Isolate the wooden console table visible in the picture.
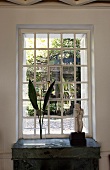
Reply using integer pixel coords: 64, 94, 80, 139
12, 138, 100, 170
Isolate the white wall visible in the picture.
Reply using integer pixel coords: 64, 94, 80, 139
0, 6, 110, 170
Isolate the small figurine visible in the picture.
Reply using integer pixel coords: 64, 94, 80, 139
74, 103, 84, 132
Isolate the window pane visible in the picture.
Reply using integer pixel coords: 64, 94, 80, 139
23, 67, 34, 82
76, 67, 81, 81
49, 101, 61, 116
81, 67, 88, 81
23, 119, 34, 134
49, 34, 61, 48
36, 66, 47, 82
81, 83, 88, 99
76, 33, 87, 48
81, 100, 88, 116
23, 50, 34, 65
23, 84, 29, 99
76, 83, 81, 98
82, 117, 88, 133
76, 50, 87, 65
51, 83, 61, 98
36, 34, 47, 48
50, 67, 60, 82
49, 50, 61, 65
35, 83, 48, 98
50, 118, 61, 134
23, 129, 34, 135
63, 118, 74, 134
23, 34, 34, 48
76, 83, 88, 99
62, 34, 74, 48
76, 66, 88, 82
63, 101, 73, 116
36, 50, 48, 64
63, 50, 74, 65
63, 83, 75, 99
42, 118, 48, 134
23, 101, 34, 117
63, 66, 74, 82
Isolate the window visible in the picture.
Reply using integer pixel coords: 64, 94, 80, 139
18, 29, 91, 138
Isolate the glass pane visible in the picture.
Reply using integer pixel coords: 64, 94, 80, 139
23, 118, 34, 129
76, 83, 88, 99
23, 50, 34, 65
63, 83, 75, 99
23, 129, 34, 135
36, 34, 47, 48
23, 34, 34, 48
76, 67, 81, 81
76, 84, 81, 98
81, 83, 88, 99
35, 83, 48, 98
63, 118, 74, 134
23, 101, 34, 117
50, 67, 60, 82
63, 66, 74, 82
76, 50, 87, 65
76, 33, 87, 48
63, 50, 74, 65
63, 101, 74, 116
49, 50, 61, 65
35, 119, 46, 137
76, 67, 88, 82
36, 66, 47, 82
23, 67, 34, 82
49, 34, 61, 48
62, 34, 74, 48
23, 84, 29, 99
36, 50, 48, 64
81, 100, 88, 116
54, 83, 61, 98
81, 67, 88, 81
48, 83, 61, 99
35, 128, 46, 138
49, 101, 61, 116
50, 118, 61, 134
82, 117, 88, 133
41, 118, 48, 134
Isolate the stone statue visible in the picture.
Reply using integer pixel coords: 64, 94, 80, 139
74, 103, 84, 132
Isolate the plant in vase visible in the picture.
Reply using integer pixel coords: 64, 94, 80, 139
28, 79, 55, 139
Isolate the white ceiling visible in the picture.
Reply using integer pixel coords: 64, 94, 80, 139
1, 0, 110, 6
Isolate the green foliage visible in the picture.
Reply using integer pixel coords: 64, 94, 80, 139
28, 79, 39, 110
28, 79, 55, 112
27, 106, 34, 116
43, 81, 55, 111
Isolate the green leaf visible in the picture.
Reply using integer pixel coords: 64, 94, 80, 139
28, 79, 39, 110
43, 80, 55, 111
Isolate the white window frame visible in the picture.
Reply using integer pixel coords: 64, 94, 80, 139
18, 27, 92, 139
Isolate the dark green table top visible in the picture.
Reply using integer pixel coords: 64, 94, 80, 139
12, 138, 100, 148
12, 138, 100, 159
